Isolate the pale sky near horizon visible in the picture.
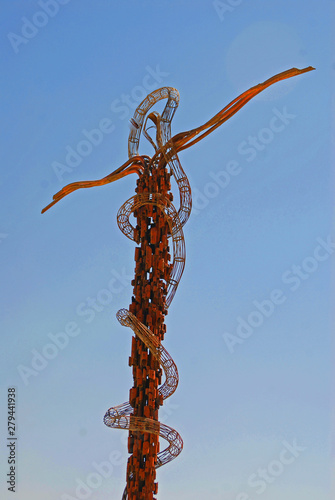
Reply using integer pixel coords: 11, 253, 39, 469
0, 1, 333, 499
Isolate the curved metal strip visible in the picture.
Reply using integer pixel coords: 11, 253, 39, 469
116, 193, 185, 307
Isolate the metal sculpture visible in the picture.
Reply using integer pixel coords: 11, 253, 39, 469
42, 66, 314, 499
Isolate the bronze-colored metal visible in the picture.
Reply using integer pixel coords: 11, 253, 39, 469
42, 66, 314, 499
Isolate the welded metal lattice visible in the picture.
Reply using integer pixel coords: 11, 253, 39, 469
42, 66, 314, 500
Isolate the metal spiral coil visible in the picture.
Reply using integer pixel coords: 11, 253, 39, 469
41, 66, 314, 500
104, 87, 190, 499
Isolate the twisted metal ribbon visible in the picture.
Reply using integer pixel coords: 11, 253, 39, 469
105, 87, 188, 499
41, 66, 314, 499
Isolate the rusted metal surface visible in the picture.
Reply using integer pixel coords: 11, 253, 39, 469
42, 66, 314, 499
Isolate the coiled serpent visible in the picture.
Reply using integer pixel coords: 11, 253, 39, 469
41, 67, 313, 499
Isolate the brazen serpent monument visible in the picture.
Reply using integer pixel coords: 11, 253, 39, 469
42, 66, 314, 499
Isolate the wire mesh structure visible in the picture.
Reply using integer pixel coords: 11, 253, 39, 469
42, 66, 314, 499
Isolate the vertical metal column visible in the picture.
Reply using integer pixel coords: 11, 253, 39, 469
126, 160, 172, 499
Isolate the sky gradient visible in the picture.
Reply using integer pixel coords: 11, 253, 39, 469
0, 1, 333, 499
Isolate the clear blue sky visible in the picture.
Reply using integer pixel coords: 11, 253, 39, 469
0, 1, 333, 499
